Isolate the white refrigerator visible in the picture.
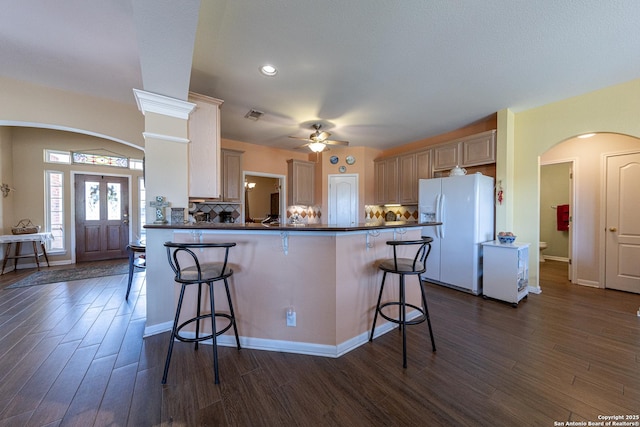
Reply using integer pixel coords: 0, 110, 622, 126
419, 173, 494, 295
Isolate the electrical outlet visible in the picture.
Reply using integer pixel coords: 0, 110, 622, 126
286, 309, 296, 327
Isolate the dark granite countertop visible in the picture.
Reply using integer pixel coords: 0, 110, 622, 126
145, 221, 440, 232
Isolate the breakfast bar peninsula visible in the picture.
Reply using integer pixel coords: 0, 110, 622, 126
143, 221, 438, 357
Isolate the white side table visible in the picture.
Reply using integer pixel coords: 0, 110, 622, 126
482, 241, 530, 307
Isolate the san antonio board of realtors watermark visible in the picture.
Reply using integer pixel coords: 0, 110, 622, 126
553, 415, 640, 426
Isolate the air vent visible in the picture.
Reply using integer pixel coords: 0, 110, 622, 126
244, 109, 264, 121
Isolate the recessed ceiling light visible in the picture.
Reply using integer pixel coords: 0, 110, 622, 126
259, 64, 277, 76
578, 133, 596, 139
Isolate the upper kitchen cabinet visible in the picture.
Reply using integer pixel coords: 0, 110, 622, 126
287, 159, 315, 206
433, 130, 496, 172
221, 149, 244, 203
375, 150, 431, 205
374, 157, 399, 205
461, 130, 496, 167
398, 153, 417, 204
432, 143, 460, 171
188, 92, 224, 199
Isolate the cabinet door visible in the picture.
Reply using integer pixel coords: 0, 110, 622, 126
384, 157, 399, 204
222, 149, 243, 202
374, 159, 386, 205
398, 153, 417, 204
188, 93, 223, 199
433, 143, 460, 171
461, 130, 496, 167
416, 149, 432, 180
287, 159, 314, 206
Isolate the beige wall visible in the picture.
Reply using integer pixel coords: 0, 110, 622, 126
6, 127, 144, 262
0, 76, 144, 149
222, 137, 309, 175
317, 145, 383, 216
223, 138, 383, 222
0, 127, 14, 232
507, 78, 640, 289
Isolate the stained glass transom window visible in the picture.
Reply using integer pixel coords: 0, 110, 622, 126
72, 152, 129, 168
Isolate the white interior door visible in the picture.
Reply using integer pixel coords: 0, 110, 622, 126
605, 152, 640, 293
328, 174, 358, 226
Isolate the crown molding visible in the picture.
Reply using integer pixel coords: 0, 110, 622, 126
142, 132, 189, 144
133, 89, 196, 120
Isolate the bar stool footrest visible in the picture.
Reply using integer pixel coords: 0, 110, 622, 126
175, 313, 235, 344
377, 301, 427, 326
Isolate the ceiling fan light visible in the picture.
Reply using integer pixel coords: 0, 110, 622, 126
308, 141, 326, 152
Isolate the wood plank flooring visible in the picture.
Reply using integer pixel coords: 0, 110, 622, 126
0, 260, 638, 426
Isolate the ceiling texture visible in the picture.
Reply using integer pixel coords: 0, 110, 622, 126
2, 0, 640, 151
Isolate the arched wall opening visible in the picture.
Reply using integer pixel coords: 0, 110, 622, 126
539, 132, 640, 289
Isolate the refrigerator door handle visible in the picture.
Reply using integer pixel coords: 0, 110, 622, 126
436, 193, 444, 239
438, 193, 445, 239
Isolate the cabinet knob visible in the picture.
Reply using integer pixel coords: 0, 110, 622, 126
609, 227, 617, 232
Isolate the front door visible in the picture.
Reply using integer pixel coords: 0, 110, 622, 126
328, 174, 358, 226
605, 152, 640, 293
75, 174, 129, 262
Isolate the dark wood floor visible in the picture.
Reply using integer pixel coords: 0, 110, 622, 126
0, 260, 638, 426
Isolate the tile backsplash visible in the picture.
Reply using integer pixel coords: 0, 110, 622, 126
364, 205, 419, 222
190, 203, 242, 223
189, 203, 419, 224
286, 205, 322, 224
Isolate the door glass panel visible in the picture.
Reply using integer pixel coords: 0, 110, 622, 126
107, 182, 121, 220
85, 181, 100, 220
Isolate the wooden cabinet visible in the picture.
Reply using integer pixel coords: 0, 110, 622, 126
461, 130, 496, 167
433, 130, 496, 172
433, 143, 460, 171
416, 150, 432, 181
221, 149, 243, 203
188, 92, 223, 199
398, 153, 417, 204
374, 159, 386, 205
374, 157, 398, 205
287, 159, 315, 206
375, 150, 431, 205
373, 130, 494, 205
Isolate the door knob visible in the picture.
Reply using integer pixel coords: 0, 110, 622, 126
609, 227, 617, 232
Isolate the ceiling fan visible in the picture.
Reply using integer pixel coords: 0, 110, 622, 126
289, 123, 349, 152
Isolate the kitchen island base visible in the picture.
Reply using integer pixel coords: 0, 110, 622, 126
144, 224, 433, 358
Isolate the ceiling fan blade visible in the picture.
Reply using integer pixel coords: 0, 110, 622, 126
325, 139, 349, 146
316, 131, 331, 141
289, 136, 313, 141
295, 142, 311, 149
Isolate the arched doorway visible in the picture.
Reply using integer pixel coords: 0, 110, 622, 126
540, 133, 640, 292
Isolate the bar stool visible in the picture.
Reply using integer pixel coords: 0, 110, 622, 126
162, 241, 241, 384
369, 237, 436, 368
125, 241, 146, 300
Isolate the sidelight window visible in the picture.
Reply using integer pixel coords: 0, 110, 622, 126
45, 170, 65, 252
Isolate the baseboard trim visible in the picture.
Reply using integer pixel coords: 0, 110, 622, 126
146, 310, 421, 358
574, 279, 600, 288
144, 321, 172, 337
543, 255, 569, 262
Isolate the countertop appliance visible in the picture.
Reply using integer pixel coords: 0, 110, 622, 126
419, 173, 494, 294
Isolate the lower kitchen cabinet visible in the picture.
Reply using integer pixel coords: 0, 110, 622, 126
482, 241, 529, 307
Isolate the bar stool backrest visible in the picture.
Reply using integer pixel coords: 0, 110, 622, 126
385, 237, 434, 274
164, 242, 236, 283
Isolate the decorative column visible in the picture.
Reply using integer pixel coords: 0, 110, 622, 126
133, 89, 195, 335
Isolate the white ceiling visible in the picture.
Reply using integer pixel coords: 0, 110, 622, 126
2, 0, 640, 151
